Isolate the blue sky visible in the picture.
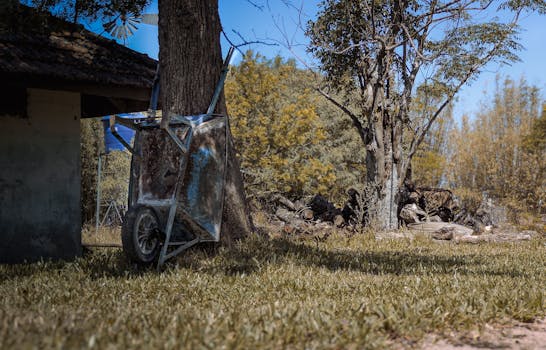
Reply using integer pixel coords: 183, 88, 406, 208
105, 1, 545, 122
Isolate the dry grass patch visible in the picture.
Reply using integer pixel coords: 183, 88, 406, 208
1, 232, 544, 349
81, 226, 122, 246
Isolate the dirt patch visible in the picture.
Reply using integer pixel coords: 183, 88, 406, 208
419, 319, 546, 350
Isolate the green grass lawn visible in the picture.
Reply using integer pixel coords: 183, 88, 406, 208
1, 232, 544, 349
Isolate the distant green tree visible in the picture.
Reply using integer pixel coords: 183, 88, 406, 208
523, 105, 546, 153
410, 87, 454, 188
100, 150, 131, 208
308, 0, 545, 228
315, 90, 367, 203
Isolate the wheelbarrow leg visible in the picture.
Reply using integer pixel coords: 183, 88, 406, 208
160, 237, 200, 264
156, 196, 200, 269
157, 126, 193, 270
157, 196, 178, 269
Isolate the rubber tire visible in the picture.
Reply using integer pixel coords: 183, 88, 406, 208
122, 205, 161, 265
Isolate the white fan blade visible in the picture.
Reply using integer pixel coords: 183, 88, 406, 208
141, 13, 158, 26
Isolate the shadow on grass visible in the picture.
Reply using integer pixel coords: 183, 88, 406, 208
0, 235, 529, 282
173, 236, 527, 278
0, 248, 152, 282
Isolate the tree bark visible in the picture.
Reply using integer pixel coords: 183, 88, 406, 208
158, 0, 253, 242
365, 136, 400, 230
363, 61, 401, 231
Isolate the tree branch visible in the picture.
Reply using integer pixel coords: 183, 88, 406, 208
221, 29, 278, 56
316, 87, 368, 144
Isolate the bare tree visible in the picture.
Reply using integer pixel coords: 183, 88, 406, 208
307, 0, 545, 229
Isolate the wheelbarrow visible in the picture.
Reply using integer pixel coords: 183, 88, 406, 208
109, 47, 234, 268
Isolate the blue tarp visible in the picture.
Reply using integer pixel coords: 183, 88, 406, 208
101, 113, 144, 153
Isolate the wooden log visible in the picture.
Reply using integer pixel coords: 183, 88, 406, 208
275, 208, 298, 223
333, 215, 345, 228
454, 233, 531, 244
431, 227, 454, 240
275, 208, 306, 229
308, 195, 342, 222
271, 194, 297, 211
408, 222, 474, 237
301, 209, 314, 221
400, 203, 427, 224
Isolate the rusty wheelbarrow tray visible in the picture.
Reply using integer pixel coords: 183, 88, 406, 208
110, 48, 234, 268
112, 114, 228, 267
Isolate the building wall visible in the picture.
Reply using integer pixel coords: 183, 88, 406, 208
0, 88, 82, 263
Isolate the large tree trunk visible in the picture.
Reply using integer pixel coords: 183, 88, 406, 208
363, 72, 403, 230
365, 135, 400, 230
158, 0, 253, 242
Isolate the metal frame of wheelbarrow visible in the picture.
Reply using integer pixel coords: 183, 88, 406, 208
109, 47, 235, 268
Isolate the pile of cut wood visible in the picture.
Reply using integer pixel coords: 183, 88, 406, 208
263, 186, 541, 243
406, 221, 538, 243
398, 186, 460, 224
269, 194, 346, 235
398, 186, 507, 230
398, 185, 538, 242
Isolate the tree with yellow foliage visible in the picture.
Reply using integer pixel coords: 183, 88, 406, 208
225, 52, 336, 199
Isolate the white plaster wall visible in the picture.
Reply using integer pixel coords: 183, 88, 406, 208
0, 88, 82, 263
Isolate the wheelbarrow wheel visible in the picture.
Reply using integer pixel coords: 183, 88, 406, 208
122, 206, 161, 264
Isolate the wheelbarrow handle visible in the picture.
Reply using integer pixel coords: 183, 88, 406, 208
207, 46, 235, 115
148, 65, 160, 118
